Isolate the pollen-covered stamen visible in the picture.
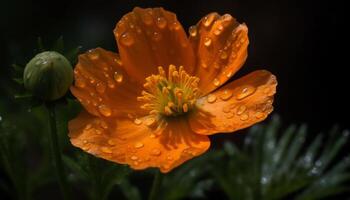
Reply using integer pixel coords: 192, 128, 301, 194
137, 65, 201, 117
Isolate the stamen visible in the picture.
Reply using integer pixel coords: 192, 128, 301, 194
137, 65, 201, 117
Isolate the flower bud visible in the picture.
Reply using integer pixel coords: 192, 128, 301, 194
23, 51, 73, 101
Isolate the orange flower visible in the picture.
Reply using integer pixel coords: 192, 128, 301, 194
68, 7, 277, 173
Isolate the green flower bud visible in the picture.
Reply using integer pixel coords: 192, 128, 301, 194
23, 51, 73, 101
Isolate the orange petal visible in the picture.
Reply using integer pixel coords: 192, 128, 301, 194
71, 48, 146, 118
68, 112, 210, 173
189, 70, 277, 135
114, 7, 196, 84
189, 13, 249, 95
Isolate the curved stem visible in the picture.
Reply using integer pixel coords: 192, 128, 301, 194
148, 170, 163, 200
46, 102, 71, 200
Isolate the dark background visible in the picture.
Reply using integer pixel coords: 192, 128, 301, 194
0, 0, 348, 134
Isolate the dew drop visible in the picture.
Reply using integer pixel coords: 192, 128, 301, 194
240, 113, 249, 121
220, 90, 233, 100
150, 148, 161, 156
107, 80, 115, 88
220, 51, 228, 60
152, 32, 162, 41
171, 21, 181, 30
142, 12, 153, 25
189, 25, 197, 37
236, 105, 246, 115
222, 106, 231, 113
255, 112, 264, 119
149, 134, 156, 138
114, 71, 123, 83
226, 71, 233, 78
134, 118, 142, 125
207, 94, 217, 103
88, 51, 99, 60
100, 120, 108, 129
108, 139, 115, 146
83, 140, 88, 144
75, 78, 86, 88
203, 15, 215, 27
134, 142, 144, 149
120, 32, 134, 46
96, 82, 106, 94
214, 25, 224, 35
156, 17, 167, 28
101, 147, 113, 154
213, 78, 220, 86
85, 124, 92, 130
204, 37, 212, 47
131, 155, 138, 160
167, 156, 173, 161
98, 104, 112, 117
145, 117, 156, 127
226, 113, 235, 119
236, 86, 256, 100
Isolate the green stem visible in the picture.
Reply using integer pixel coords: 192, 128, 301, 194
148, 170, 163, 200
46, 102, 71, 200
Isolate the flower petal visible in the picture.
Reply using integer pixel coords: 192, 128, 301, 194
71, 48, 146, 118
68, 112, 210, 173
114, 7, 196, 84
189, 70, 277, 135
189, 13, 249, 95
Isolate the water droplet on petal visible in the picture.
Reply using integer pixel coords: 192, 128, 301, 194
101, 147, 113, 154
75, 78, 86, 88
85, 124, 92, 130
223, 106, 231, 113
149, 134, 156, 138
96, 82, 106, 94
150, 148, 161, 156
156, 17, 167, 28
152, 32, 162, 41
240, 113, 249, 121
220, 90, 233, 100
88, 51, 99, 60
134, 118, 142, 125
83, 140, 88, 144
189, 25, 197, 37
255, 112, 264, 119
171, 21, 181, 30
134, 142, 144, 149
236, 86, 256, 100
145, 117, 156, 127
204, 37, 212, 47
203, 15, 215, 27
207, 94, 217, 103
141, 12, 153, 25
113, 71, 123, 83
213, 78, 220, 86
226, 71, 233, 78
131, 155, 138, 160
214, 25, 224, 35
236, 105, 246, 115
108, 139, 115, 146
120, 32, 134, 46
107, 80, 115, 88
220, 51, 228, 60
167, 156, 173, 161
98, 104, 112, 117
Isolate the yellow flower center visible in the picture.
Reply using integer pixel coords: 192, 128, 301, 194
137, 65, 200, 117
